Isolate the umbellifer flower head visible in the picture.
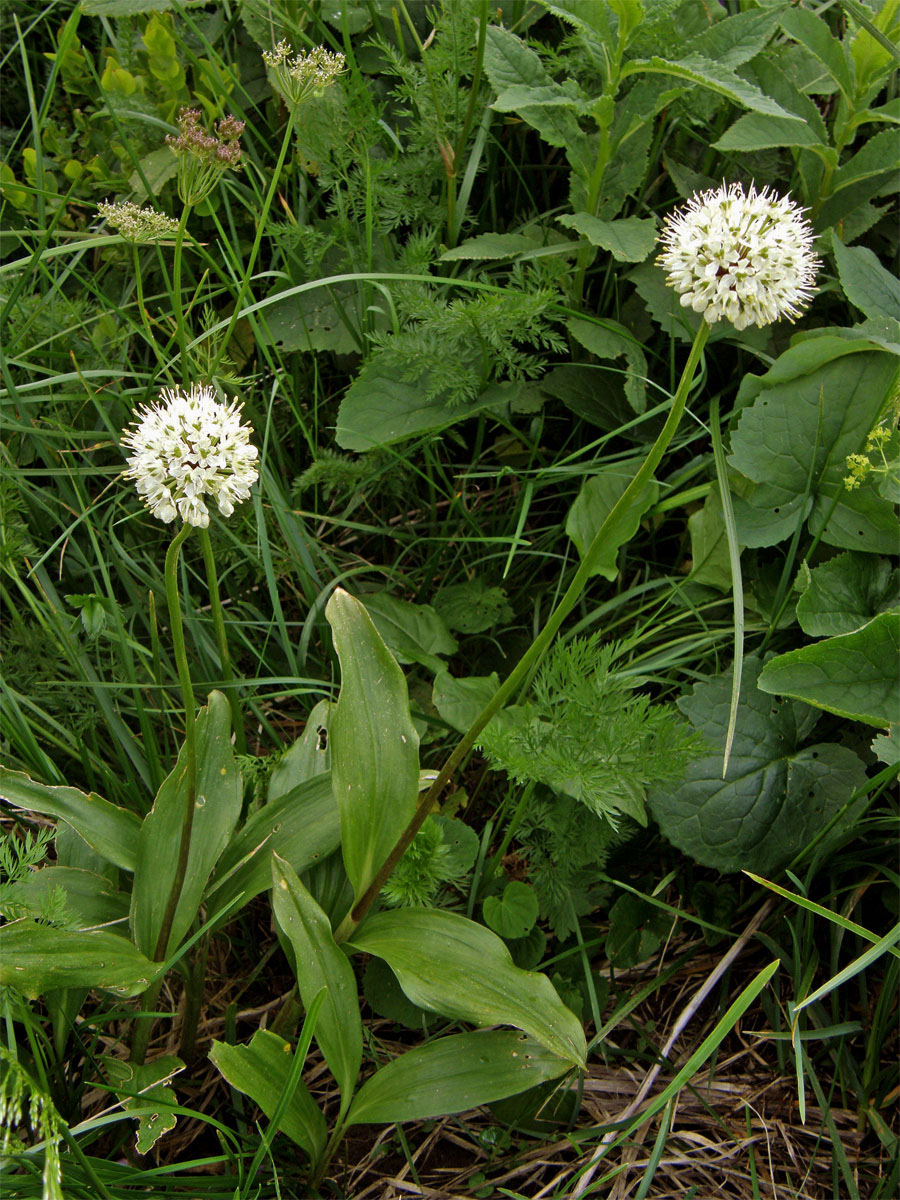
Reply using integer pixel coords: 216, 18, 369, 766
98, 200, 180, 243
657, 182, 820, 331
122, 384, 258, 527
165, 108, 245, 206
262, 41, 346, 107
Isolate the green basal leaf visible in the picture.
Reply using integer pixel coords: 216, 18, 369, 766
0, 768, 140, 873
649, 657, 868, 874
209, 1031, 326, 1164
483, 881, 539, 940
271, 856, 362, 1105
796, 552, 899, 636
558, 214, 657, 262
345, 1030, 574, 1126
326, 589, 419, 905
131, 692, 242, 959
758, 611, 900, 727
267, 700, 333, 801
348, 908, 586, 1066
833, 240, 900, 323
206, 774, 340, 914
0, 921, 157, 999
17, 866, 129, 930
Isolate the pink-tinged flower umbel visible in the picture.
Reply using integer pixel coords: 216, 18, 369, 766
657, 182, 820, 331
122, 384, 258, 528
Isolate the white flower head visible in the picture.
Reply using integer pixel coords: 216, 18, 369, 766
98, 200, 180, 243
263, 42, 346, 106
657, 182, 820, 331
122, 384, 259, 528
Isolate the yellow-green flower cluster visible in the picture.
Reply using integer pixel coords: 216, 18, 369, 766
98, 200, 180, 243
844, 426, 895, 491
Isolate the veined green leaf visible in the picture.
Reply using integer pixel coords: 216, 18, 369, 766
0, 768, 140, 872
565, 465, 658, 580
833, 239, 900, 322
622, 54, 806, 121
796, 552, 899, 637
0, 921, 156, 999
326, 589, 419, 905
209, 1030, 326, 1163
346, 1031, 574, 1125
131, 692, 242, 959
348, 908, 586, 1065
558, 213, 657, 262
271, 856, 362, 1105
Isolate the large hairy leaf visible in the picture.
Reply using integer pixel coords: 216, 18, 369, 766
648, 658, 867, 874
758, 612, 899, 727
326, 589, 419, 905
346, 1031, 574, 1126
728, 337, 900, 551
348, 908, 586, 1065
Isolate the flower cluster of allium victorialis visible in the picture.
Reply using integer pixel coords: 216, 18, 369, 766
166, 108, 245, 206
262, 40, 346, 107
657, 182, 820, 331
98, 200, 180, 243
122, 384, 258, 527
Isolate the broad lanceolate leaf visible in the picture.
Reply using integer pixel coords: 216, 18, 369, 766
0, 921, 157, 999
267, 700, 333, 801
796, 552, 899, 636
648, 657, 867, 874
207, 774, 340, 914
325, 589, 419, 906
0, 768, 140, 872
833, 239, 900, 322
346, 1031, 574, 1126
728, 337, 900, 552
209, 1031, 327, 1164
713, 111, 825, 151
271, 856, 362, 1104
131, 692, 242, 959
758, 612, 899, 727
348, 908, 586, 1066
565, 465, 659, 580
558, 214, 657, 262
567, 317, 648, 413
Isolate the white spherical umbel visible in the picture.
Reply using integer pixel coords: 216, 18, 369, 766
122, 384, 259, 528
657, 182, 820, 331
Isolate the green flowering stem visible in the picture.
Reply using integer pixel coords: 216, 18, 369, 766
335, 321, 711, 941
131, 245, 168, 372
154, 522, 198, 961
207, 118, 295, 380
198, 527, 246, 755
171, 204, 192, 384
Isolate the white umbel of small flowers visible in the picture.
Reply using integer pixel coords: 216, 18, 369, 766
657, 182, 820, 331
98, 200, 180, 243
122, 384, 259, 527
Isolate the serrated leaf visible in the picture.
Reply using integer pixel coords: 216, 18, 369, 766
433, 580, 512, 634
483, 882, 539, 939
623, 53, 806, 121
432, 671, 498, 733
0, 922, 156, 999
565, 466, 658, 580
131, 692, 242, 959
728, 338, 900, 552
558, 214, 657, 262
439, 233, 545, 262
780, 7, 854, 100
209, 1031, 327, 1163
713, 111, 824, 151
362, 591, 457, 670
758, 611, 899, 727
567, 317, 648, 413
326, 589, 419, 905
271, 856, 362, 1103
348, 908, 586, 1065
346, 1030, 573, 1125
833, 239, 900, 322
0, 769, 140, 872
648, 657, 868, 874
796, 552, 899, 636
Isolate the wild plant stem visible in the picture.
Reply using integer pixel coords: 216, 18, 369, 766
335, 321, 711, 941
152, 524, 198, 963
207, 117, 295, 379
172, 206, 193, 384
198, 527, 246, 755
